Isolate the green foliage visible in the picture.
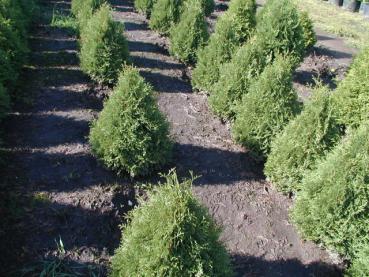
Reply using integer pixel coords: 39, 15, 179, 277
192, 0, 256, 92
299, 11, 316, 50
265, 85, 342, 193
256, 0, 305, 61
291, 121, 369, 258
209, 38, 268, 119
149, 0, 185, 34
345, 245, 369, 277
210, 0, 305, 119
72, 0, 105, 31
227, 0, 256, 41
71, 0, 104, 17
79, 4, 130, 85
110, 170, 233, 277
51, 10, 78, 35
0, 0, 35, 92
0, 21, 23, 90
232, 56, 299, 157
134, 0, 157, 17
199, 0, 215, 16
0, 83, 10, 121
332, 46, 369, 128
169, 0, 209, 64
89, 67, 172, 177
0, 0, 31, 40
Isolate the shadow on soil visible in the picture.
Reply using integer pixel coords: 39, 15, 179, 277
314, 45, 354, 61
173, 143, 264, 186
232, 254, 343, 277
124, 21, 148, 31
29, 37, 77, 52
132, 55, 184, 70
127, 40, 168, 54
316, 34, 335, 41
140, 71, 192, 93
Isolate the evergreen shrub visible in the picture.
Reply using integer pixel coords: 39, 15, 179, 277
255, 0, 305, 62
72, 0, 106, 32
232, 56, 300, 157
332, 46, 369, 128
110, 170, 233, 277
0, 0, 34, 91
200, 0, 215, 16
134, 0, 157, 17
89, 67, 172, 177
192, 0, 256, 92
299, 11, 316, 50
79, 4, 130, 85
210, 0, 305, 119
265, 85, 342, 193
71, 0, 104, 17
149, 0, 185, 34
291, 121, 369, 258
209, 38, 267, 119
346, 245, 369, 277
169, 0, 209, 64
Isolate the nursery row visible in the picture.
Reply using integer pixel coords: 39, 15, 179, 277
68, 0, 369, 275
71, 1, 232, 275
72, 0, 172, 176
132, 0, 369, 274
0, 0, 37, 154
270, 46, 369, 276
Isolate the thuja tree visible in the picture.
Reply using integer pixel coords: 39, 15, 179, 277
79, 4, 129, 85
299, 11, 316, 50
0, 0, 31, 91
209, 37, 267, 119
232, 56, 300, 157
291, 120, 369, 259
89, 67, 172, 177
199, 0, 215, 16
71, 0, 104, 17
210, 0, 305, 119
332, 46, 369, 128
169, 0, 208, 64
255, 0, 305, 62
345, 245, 369, 277
149, 0, 185, 34
72, 0, 106, 32
110, 170, 233, 277
265, 85, 342, 193
0, 14, 26, 90
134, 0, 157, 17
192, 0, 256, 92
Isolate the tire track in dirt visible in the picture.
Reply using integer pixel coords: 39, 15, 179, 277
111, 0, 343, 275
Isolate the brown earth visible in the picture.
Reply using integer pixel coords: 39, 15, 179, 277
0, 0, 357, 276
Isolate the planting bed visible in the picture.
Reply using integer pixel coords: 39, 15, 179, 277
0, 0, 359, 276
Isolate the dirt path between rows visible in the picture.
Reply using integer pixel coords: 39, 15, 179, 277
112, 0, 351, 276
1, 0, 358, 275
1, 1, 136, 275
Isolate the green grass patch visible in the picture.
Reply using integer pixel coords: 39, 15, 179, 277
293, 0, 369, 49
50, 10, 78, 35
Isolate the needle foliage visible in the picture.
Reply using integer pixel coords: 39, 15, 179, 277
192, 0, 256, 92
89, 67, 172, 177
79, 4, 130, 85
110, 170, 233, 277
265, 85, 342, 193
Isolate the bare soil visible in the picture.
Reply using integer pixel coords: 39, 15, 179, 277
0, 0, 357, 276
